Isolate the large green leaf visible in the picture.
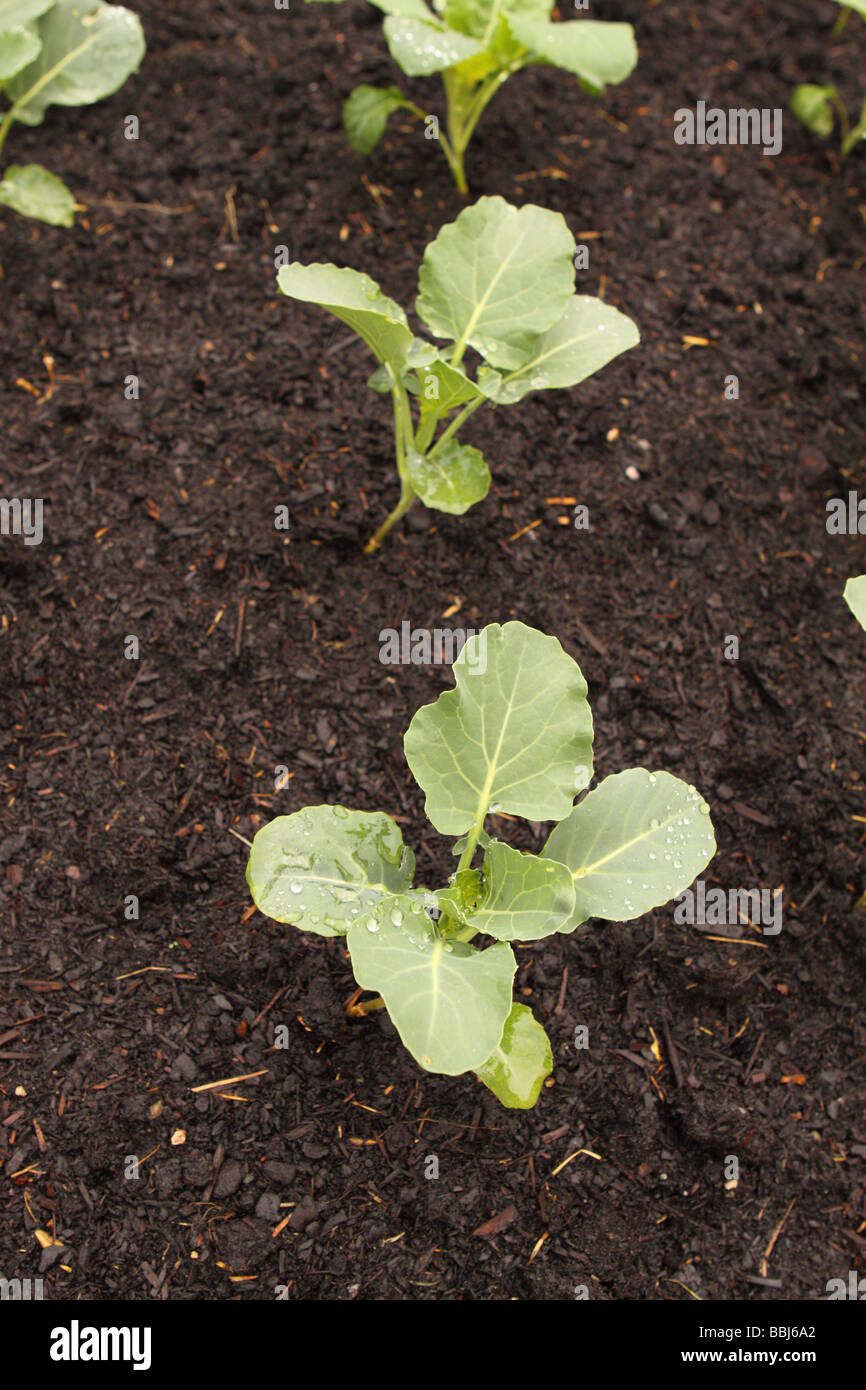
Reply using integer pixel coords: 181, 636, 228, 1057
543, 769, 716, 928
404, 620, 593, 835
470, 839, 575, 940
475, 1002, 552, 1108
0, 162, 76, 224
477, 294, 639, 404
0, 26, 41, 81
0, 0, 54, 27
509, 16, 637, 88
383, 15, 485, 76
343, 84, 406, 155
416, 196, 576, 369
844, 575, 866, 632
404, 440, 490, 514
277, 262, 414, 371
347, 906, 515, 1073
834, 0, 866, 16
246, 806, 416, 937
4, 0, 145, 126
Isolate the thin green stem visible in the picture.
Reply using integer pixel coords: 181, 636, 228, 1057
0, 107, 15, 163
841, 88, 866, 157
364, 383, 417, 554
427, 397, 486, 457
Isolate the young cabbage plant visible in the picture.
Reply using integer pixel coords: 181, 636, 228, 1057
279, 195, 639, 553
792, 1, 866, 158
0, 0, 145, 227
307, 0, 636, 193
245, 622, 717, 1110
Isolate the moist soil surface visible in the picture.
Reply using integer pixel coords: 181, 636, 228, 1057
1, 0, 865, 1302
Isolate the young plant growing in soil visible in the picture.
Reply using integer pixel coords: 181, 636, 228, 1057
791, 1, 866, 158
245, 622, 716, 1109
280, 196, 639, 553
0, 0, 145, 227
307, 0, 637, 193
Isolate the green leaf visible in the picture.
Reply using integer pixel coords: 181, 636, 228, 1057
277, 262, 414, 371
509, 16, 637, 88
416, 196, 575, 368
0, 26, 41, 81
383, 15, 485, 76
246, 806, 416, 937
404, 620, 594, 835
543, 769, 716, 928
475, 1002, 552, 1108
470, 839, 575, 940
404, 440, 490, 514
477, 294, 639, 404
791, 83, 837, 138
834, 0, 866, 16
844, 575, 866, 632
347, 907, 516, 1074
418, 356, 483, 417
0, 163, 75, 224
343, 84, 406, 155
0, 0, 54, 26
4, 0, 145, 126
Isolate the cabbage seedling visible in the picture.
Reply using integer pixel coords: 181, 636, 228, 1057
280, 195, 639, 552
0, 0, 145, 227
791, 1, 866, 158
308, 0, 637, 193
245, 622, 716, 1109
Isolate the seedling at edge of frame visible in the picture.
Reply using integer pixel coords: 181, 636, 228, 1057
307, 0, 637, 194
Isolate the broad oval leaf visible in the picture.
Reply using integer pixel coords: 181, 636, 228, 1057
416, 196, 576, 368
277, 262, 414, 370
509, 17, 637, 88
791, 83, 837, 139
5, 0, 145, 126
343, 83, 406, 155
404, 620, 594, 835
844, 575, 866, 632
405, 440, 490, 514
0, 163, 75, 225
383, 15, 485, 76
543, 769, 716, 927
471, 839, 575, 940
347, 907, 516, 1074
477, 294, 639, 404
246, 806, 416, 937
475, 1002, 552, 1108
0, 26, 41, 81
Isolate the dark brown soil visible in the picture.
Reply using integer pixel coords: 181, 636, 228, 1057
1, 0, 865, 1303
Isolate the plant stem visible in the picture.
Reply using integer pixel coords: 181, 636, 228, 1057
364, 383, 417, 553
841, 89, 866, 157
427, 398, 485, 455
